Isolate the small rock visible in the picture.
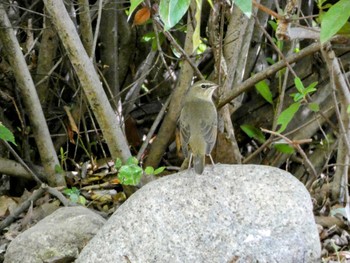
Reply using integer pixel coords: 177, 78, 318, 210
4, 206, 106, 263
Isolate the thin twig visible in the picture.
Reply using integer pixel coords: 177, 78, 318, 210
152, 20, 176, 82
0, 187, 45, 231
90, 0, 103, 59
137, 96, 171, 161
2, 140, 74, 205
153, 16, 204, 80
254, 16, 297, 77
2, 140, 43, 185
218, 42, 321, 108
261, 128, 318, 185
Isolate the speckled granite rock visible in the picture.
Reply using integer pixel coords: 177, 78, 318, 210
76, 164, 321, 263
4, 206, 106, 263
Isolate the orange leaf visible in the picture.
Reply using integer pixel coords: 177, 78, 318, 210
133, 7, 151, 26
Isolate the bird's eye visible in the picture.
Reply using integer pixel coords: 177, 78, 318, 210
200, 84, 206, 89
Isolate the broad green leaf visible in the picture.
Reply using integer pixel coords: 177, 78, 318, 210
240, 124, 266, 144
277, 102, 301, 133
308, 102, 320, 112
126, 156, 139, 165
63, 187, 80, 197
320, 0, 350, 43
234, 0, 252, 18
294, 77, 305, 94
0, 123, 16, 145
274, 143, 295, 154
338, 21, 350, 35
118, 164, 142, 185
144, 166, 154, 175
63, 188, 73, 195
128, 0, 144, 21
69, 193, 80, 203
197, 41, 207, 54
291, 92, 304, 102
255, 79, 273, 104
159, 0, 191, 30
115, 158, 123, 169
154, 166, 166, 175
268, 21, 277, 31
304, 81, 318, 94
79, 195, 87, 206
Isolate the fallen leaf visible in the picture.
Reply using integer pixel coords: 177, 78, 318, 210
133, 7, 151, 26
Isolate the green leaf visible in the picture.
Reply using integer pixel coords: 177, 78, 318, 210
308, 102, 320, 112
268, 20, 277, 31
294, 77, 305, 94
71, 187, 80, 195
197, 41, 207, 54
320, 0, 350, 43
126, 156, 138, 165
144, 166, 154, 175
240, 124, 266, 144
63, 188, 73, 195
154, 166, 166, 175
255, 79, 273, 104
55, 164, 64, 174
118, 164, 142, 185
274, 143, 295, 154
347, 104, 350, 114
141, 32, 155, 43
291, 92, 303, 102
304, 81, 318, 94
277, 102, 301, 133
128, 0, 145, 21
79, 195, 87, 206
266, 57, 275, 65
234, 0, 252, 18
0, 123, 16, 145
159, 0, 191, 30
69, 193, 79, 203
115, 158, 123, 169
63, 187, 80, 202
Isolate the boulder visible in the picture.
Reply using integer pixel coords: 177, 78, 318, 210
76, 164, 321, 263
4, 206, 106, 263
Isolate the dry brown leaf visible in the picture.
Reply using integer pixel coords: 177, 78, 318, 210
133, 7, 151, 26
63, 105, 79, 134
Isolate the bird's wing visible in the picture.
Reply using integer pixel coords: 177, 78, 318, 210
200, 116, 217, 155
179, 110, 191, 157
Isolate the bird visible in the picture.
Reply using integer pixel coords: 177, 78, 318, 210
179, 80, 218, 174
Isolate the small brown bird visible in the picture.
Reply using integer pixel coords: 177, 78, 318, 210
179, 80, 218, 174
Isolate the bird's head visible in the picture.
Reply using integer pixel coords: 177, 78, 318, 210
188, 80, 218, 100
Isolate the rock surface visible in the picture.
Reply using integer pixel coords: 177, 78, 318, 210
76, 164, 321, 263
4, 206, 106, 263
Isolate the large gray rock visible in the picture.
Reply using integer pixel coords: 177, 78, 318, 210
76, 164, 321, 263
4, 206, 106, 263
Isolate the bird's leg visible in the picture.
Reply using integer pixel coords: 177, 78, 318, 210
188, 153, 193, 170
208, 154, 215, 166
208, 154, 216, 173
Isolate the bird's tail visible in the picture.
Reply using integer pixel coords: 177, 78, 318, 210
193, 154, 205, 174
